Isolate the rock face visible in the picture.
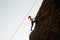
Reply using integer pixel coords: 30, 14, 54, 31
29, 0, 60, 40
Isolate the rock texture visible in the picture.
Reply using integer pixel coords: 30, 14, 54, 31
29, 0, 60, 40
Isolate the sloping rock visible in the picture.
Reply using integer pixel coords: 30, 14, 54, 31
29, 0, 60, 40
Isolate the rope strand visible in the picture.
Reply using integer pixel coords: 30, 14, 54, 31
9, 0, 38, 40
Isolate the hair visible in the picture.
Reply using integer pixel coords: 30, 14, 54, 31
28, 16, 31, 19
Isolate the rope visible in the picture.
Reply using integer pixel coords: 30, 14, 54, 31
9, 0, 38, 40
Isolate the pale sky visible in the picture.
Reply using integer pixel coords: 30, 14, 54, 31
0, 0, 43, 40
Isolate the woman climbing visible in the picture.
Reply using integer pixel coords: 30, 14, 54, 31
28, 16, 35, 31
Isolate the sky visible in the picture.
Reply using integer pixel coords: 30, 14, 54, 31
0, 0, 43, 40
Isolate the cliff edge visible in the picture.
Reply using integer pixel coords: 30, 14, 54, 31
29, 0, 60, 40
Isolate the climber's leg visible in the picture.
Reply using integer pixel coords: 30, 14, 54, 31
31, 21, 35, 31
31, 21, 33, 31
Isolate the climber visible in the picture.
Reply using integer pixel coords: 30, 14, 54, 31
28, 16, 35, 31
